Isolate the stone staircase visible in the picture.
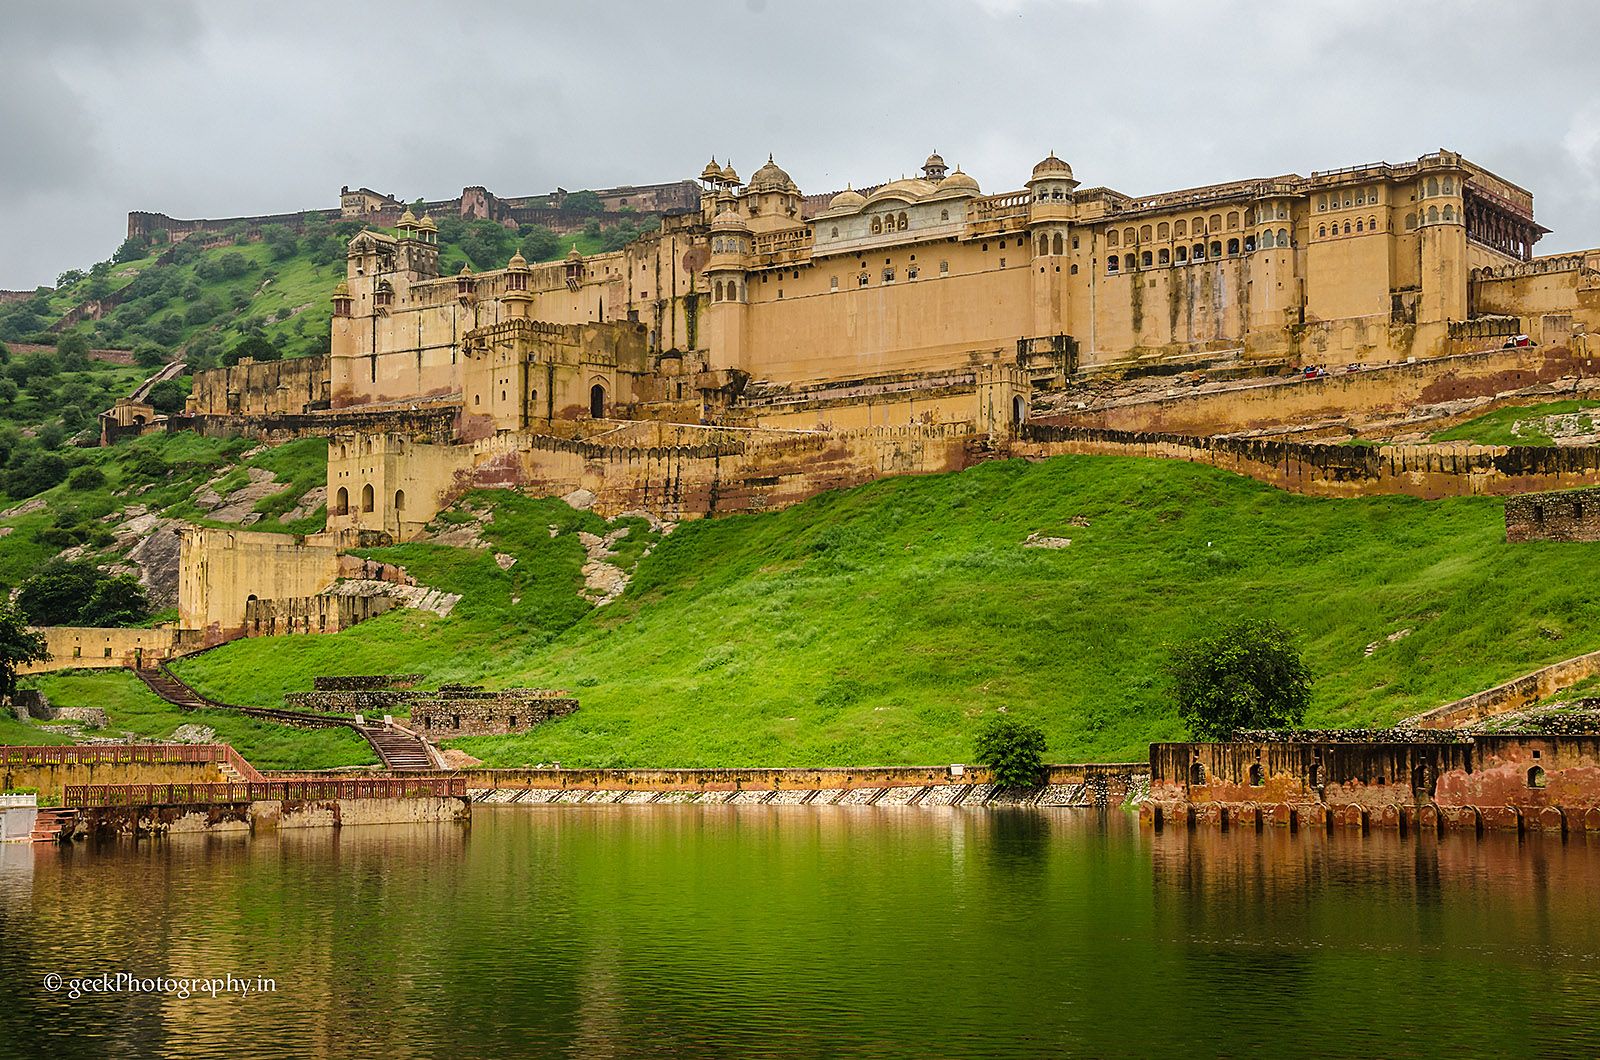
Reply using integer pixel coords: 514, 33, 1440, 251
355, 725, 435, 771
30, 808, 78, 843
136, 667, 212, 710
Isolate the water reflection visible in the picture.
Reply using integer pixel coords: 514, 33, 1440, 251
1, 807, 1598, 1058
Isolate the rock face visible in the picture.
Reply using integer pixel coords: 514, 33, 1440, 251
204, 468, 283, 524
323, 579, 462, 618
114, 507, 185, 608
578, 527, 634, 606
281, 486, 327, 523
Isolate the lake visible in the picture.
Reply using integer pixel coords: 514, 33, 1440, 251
3, 805, 1598, 1058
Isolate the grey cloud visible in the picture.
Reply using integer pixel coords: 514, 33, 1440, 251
2, 0, 1600, 288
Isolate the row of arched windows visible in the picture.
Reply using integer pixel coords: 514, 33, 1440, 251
332, 485, 403, 516
1107, 239, 1257, 272
712, 280, 746, 302
1106, 212, 1240, 249
1316, 216, 1381, 237
1318, 186, 1381, 211
712, 237, 749, 254
870, 212, 910, 234
1422, 175, 1456, 198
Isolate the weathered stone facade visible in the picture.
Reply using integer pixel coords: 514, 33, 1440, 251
1145, 733, 1600, 834
1505, 487, 1600, 541
409, 688, 579, 737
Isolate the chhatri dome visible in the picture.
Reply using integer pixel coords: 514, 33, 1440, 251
827, 184, 866, 211
701, 156, 723, 182
1031, 152, 1074, 181
747, 154, 799, 194
939, 167, 980, 194
719, 161, 740, 186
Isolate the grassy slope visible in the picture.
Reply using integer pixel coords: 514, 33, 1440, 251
175, 457, 1600, 767
0, 432, 327, 588
18, 670, 376, 770
1431, 399, 1600, 446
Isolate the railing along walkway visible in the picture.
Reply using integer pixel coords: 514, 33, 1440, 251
65, 777, 466, 807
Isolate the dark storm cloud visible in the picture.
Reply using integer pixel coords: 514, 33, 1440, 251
3, 0, 1600, 288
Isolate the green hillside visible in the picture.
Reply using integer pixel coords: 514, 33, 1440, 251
158, 455, 1600, 767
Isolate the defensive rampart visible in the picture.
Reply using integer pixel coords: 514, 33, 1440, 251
1016, 423, 1600, 499
1044, 344, 1593, 436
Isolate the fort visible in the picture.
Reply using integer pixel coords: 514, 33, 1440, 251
125, 177, 702, 244
76, 145, 1600, 642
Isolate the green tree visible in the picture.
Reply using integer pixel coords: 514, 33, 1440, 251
223, 334, 279, 366
133, 343, 166, 369
146, 379, 187, 415
66, 464, 106, 490
16, 560, 102, 626
56, 332, 91, 371
0, 599, 48, 701
1168, 618, 1312, 739
973, 716, 1048, 788
520, 225, 560, 261
261, 224, 299, 260
80, 573, 151, 627
4, 452, 68, 498
560, 189, 603, 214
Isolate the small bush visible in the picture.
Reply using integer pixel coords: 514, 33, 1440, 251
66, 465, 105, 490
974, 716, 1048, 788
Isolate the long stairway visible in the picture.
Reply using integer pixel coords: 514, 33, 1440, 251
356, 725, 435, 771
135, 665, 438, 772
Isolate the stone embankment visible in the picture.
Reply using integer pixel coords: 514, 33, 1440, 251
452, 763, 1148, 809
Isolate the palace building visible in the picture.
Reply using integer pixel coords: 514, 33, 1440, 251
178, 145, 1595, 547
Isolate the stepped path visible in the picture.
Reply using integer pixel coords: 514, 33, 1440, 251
134, 665, 437, 771
356, 725, 436, 770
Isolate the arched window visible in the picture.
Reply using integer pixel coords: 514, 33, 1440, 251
589, 383, 606, 419
1405, 212, 1417, 230
1356, 220, 1363, 232
1344, 221, 1352, 234
1107, 229, 1119, 248
1107, 257, 1119, 274
1427, 206, 1439, 224
1139, 224, 1152, 242
1226, 211, 1240, 230
1443, 205, 1454, 221
1276, 203, 1288, 220
830, 226, 839, 238
1175, 245, 1187, 263
939, 260, 949, 275
361, 484, 374, 513
1263, 230, 1276, 249
1189, 761, 1206, 785
338, 444, 348, 460
1193, 217, 1205, 234
1158, 248, 1170, 265
334, 487, 349, 515
829, 275, 839, 291
1243, 235, 1255, 252
1226, 238, 1239, 255
1157, 222, 1170, 240
871, 216, 882, 234
1277, 228, 1287, 246
940, 209, 949, 221
1355, 191, 1365, 206
859, 273, 869, 286
1528, 765, 1548, 789
1248, 764, 1264, 786
1052, 232, 1064, 256
1209, 240, 1222, 258
897, 212, 908, 230
1442, 176, 1453, 194
1427, 177, 1439, 197
1208, 213, 1222, 232
1140, 251, 1152, 268
1174, 219, 1188, 237
1318, 196, 1327, 212
714, 280, 723, 301
1039, 236, 1049, 256
1123, 227, 1136, 245
1124, 253, 1136, 271
1193, 242, 1205, 259
1317, 225, 1325, 238
394, 489, 405, 511
1369, 216, 1377, 230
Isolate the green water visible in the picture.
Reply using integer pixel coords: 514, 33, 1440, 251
3, 806, 1599, 1058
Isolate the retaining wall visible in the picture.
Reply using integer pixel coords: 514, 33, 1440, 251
76, 796, 469, 837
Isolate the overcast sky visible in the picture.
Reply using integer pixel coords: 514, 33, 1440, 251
3, 0, 1599, 289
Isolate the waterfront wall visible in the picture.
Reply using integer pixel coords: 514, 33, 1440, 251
2, 759, 230, 800
75, 796, 469, 838
1144, 733, 1600, 834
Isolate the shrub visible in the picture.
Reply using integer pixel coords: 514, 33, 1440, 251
133, 343, 166, 369
974, 716, 1048, 788
1167, 618, 1313, 739
67, 465, 106, 490
17, 560, 149, 627
5, 452, 68, 498
146, 379, 187, 415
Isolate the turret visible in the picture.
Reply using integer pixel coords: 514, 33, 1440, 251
704, 207, 752, 371
503, 251, 533, 319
